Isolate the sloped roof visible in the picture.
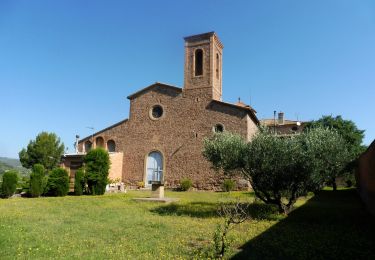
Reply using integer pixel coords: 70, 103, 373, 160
79, 119, 128, 143
260, 119, 305, 126
208, 100, 259, 124
127, 82, 182, 100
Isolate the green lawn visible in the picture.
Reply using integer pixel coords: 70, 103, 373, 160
0, 189, 373, 259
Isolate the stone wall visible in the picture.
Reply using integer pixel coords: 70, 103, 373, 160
184, 32, 223, 100
78, 83, 258, 190
356, 140, 375, 215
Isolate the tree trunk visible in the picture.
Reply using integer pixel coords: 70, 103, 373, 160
332, 178, 337, 191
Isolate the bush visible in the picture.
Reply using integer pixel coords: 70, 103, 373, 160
46, 168, 69, 196
20, 176, 30, 194
180, 178, 193, 191
222, 179, 236, 192
84, 148, 110, 195
30, 164, 46, 197
74, 168, 85, 195
1, 170, 19, 198
137, 181, 145, 189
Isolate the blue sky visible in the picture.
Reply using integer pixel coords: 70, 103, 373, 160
0, 0, 374, 158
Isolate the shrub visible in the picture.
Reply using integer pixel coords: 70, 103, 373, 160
21, 176, 30, 194
137, 181, 145, 189
74, 168, 85, 196
1, 170, 19, 198
222, 179, 236, 192
29, 164, 46, 197
180, 178, 193, 191
46, 168, 69, 196
84, 148, 110, 195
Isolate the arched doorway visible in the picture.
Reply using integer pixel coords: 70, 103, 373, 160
145, 151, 163, 186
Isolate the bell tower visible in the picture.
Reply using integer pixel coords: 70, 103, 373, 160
183, 32, 223, 100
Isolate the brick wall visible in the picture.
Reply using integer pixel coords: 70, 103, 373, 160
356, 140, 375, 215
78, 84, 258, 190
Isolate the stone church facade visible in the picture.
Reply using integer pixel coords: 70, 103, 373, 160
66, 32, 259, 190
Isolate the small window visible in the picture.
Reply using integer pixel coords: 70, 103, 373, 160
195, 49, 203, 76
216, 53, 219, 79
213, 124, 224, 133
150, 105, 163, 119
107, 140, 116, 152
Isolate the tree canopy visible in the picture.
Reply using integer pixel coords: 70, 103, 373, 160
203, 127, 351, 214
301, 127, 350, 191
19, 132, 65, 170
304, 115, 365, 158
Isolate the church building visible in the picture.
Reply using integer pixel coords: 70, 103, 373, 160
63, 32, 259, 190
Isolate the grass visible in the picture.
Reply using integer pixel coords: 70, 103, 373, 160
0, 189, 373, 259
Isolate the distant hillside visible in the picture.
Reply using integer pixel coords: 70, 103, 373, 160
0, 157, 30, 177
0, 161, 14, 173
0, 157, 23, 168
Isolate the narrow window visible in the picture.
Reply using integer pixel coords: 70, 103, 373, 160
107, 140, 116, 152
84, 141, 92, 152
195, 49, 203, 76
216, 53, 219, 79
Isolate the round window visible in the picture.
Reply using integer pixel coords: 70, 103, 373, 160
151, 105, 163, 119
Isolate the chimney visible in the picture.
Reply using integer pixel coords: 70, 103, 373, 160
278, 112, 284, 125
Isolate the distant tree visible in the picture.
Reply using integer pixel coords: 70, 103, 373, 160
29, 164, 46, 197
1, 170, 19, 198
84, 148, 110, 195
300, 127, 350, 191
304, 115, 365, 159
46, 168, 69, 197
19, 132, 65, 170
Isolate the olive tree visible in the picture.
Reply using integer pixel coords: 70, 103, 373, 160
203, 128, 351, 214
244, 131, 309, 214
300, 127, 350, 191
